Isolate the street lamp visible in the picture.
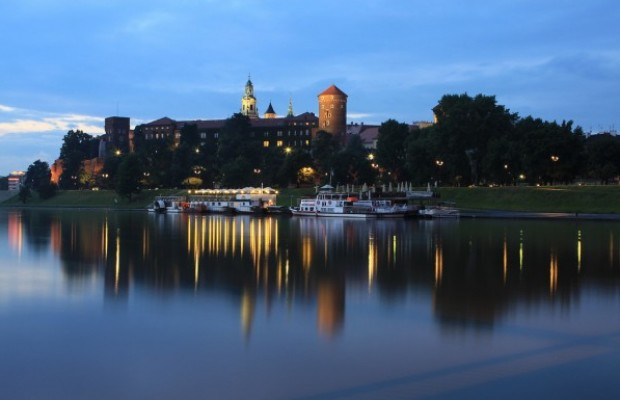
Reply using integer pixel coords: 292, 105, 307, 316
550, 155, 559, 162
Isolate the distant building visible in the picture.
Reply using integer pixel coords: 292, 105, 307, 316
8, 171, 25, 191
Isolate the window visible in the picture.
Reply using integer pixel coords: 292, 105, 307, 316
214, 133, 219, 139
200, 133, 207, 139
305, 140, 310, 146
276, 140, 283, 147
263, 140, 270, 148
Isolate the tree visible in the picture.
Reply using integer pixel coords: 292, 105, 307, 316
311, 130, 340, 181
332, 135, 376, 185
217, 113, 261, 187
431, 94, 518, 185
24, 160, 56, 199
584, 133, 620, 184
405, 126, 441, 185
58, 130, 95, 189
518, 118, 585, 185
115, 153, 142, 202
18, 185, 31, 204
376, 119, 411, 182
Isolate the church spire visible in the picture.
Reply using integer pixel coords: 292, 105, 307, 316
287, 96, 294, 118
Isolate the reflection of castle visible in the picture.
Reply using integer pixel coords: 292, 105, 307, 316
7, 211, 619, 338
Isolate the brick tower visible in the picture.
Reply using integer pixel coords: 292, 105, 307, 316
318, 85, 347, 137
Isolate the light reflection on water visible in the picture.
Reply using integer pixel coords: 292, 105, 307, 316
0, 209, 619, 399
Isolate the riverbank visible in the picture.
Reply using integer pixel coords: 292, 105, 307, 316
1, 185, 619, 215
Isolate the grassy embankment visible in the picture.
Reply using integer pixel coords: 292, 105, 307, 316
1, 185, 619, 214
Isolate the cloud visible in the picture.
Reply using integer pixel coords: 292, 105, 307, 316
0, 104, 16, 113
0, 107, 105, 137
347, 113, 374, 120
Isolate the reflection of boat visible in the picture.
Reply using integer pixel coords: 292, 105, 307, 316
418, 205, 460, 218
290, 186, 409, 218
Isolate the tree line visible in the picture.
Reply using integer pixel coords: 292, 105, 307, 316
19, 93, 620, 202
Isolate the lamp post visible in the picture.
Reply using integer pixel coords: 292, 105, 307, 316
435, 159, 444, 187
550, 155, 559, 185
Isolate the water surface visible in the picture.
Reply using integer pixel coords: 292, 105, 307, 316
1, 209, 619, 399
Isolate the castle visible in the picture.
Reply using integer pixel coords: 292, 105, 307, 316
51, 78, 350, 184
104, 78, 350, 155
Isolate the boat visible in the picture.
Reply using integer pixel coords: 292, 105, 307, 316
148, 196, 189, 213
290, 185, 409, 218
190, 187, 277, 214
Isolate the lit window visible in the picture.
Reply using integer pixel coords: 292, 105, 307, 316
276, 140, 283, 147
263, 140, 270, 147
305, 140, 310, 146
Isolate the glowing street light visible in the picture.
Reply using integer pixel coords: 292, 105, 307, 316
550, 155, 559, 162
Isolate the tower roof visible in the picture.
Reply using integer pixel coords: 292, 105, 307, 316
318, 85, 347, 97
265, 102, 276, 114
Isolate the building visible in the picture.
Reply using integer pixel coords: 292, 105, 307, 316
8, 171, 25, 191
104, 116, 131, 154
318, 85, 348, 141
133, 78, 325, 151
240, 76, 259, 119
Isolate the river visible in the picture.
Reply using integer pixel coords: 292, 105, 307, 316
1, 209, 619, 399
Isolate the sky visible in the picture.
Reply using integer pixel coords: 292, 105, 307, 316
1, 0, 619, 174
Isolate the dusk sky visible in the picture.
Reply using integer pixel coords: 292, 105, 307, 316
1, 0, 619, 174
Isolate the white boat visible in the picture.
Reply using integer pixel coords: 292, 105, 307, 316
185, 187, 278, 214
290, 186, 408, 218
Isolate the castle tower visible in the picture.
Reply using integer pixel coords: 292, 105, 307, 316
318, 85, 347, 136
241, 76, 258, 119
287, 97, 294, 118
263, 101, 276, 119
